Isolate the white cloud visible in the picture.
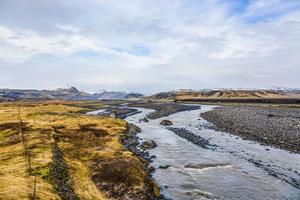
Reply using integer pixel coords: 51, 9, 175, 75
0, 0, 299, 91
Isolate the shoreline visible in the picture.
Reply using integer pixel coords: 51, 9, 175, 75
121, 123, 165, 200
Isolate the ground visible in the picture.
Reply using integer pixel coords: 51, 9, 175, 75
201, 105, 300, 153
0, 101, 157, 200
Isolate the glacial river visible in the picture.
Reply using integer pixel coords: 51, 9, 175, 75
125, 105, 300, 200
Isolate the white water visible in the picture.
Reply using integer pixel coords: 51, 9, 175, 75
126, 105, 300, 200
87, 109, 106, 115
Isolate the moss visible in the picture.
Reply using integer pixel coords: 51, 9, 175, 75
91, 158, 151, 200
0, 129, 14, 141
149, 178, 160, 198
92, 158, 146, 186
32, 166, 51, 179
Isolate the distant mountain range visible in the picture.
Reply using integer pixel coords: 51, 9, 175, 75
0, 87, 144, 101
1, 87, 300, 102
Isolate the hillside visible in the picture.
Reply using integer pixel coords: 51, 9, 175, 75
93, 91, 144, 100
0, 87, 144, 101
148, 89, 300, 102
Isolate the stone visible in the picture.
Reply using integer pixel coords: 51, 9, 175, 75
160, 120, 173, 126
141, 140, 157, 149
158, 165, 170, 169
139, 117, 149, 123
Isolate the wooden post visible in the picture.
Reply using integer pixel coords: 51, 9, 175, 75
17, 106, 25, 146
32, 176, 36, 200
27, 151, 32, 175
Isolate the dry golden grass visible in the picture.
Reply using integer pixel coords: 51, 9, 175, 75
174, 90, 291, 100
0, 101, 148, 200
0, 102, 62, 200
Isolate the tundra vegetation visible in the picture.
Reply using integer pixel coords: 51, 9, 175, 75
0, 101, 157, 200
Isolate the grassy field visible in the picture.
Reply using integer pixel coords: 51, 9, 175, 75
0, 101, 156, 200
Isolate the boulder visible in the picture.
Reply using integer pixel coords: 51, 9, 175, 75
139, 117, 149, 123
160, 119, 173, 126
141, 139, 157, 149
110, 110, 117, 119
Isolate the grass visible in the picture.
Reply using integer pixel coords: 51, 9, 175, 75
0, 101, 154, 200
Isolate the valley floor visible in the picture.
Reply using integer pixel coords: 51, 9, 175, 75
1, 100, 300, 199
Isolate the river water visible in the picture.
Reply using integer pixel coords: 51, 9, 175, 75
125, 105, 300, 200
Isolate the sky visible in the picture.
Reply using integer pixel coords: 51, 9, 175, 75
0, 0, 300, 93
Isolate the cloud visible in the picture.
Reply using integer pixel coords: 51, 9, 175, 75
0, 0, 299, 92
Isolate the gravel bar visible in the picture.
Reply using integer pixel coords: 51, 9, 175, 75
167, 127, 217, 150
201, 106, 300, 153
128, 102, 200, 119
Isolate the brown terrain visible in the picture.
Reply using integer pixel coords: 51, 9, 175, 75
148, 90, 300, 104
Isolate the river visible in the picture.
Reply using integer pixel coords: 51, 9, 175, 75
125, 105, 300, 200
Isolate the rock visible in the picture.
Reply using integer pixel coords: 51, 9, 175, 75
110, 110, 117, 118
141, 140, 157, 149
160, 119, 173, 126
148, 166, 155, 173
184, 163, 230, 169
158, 165, 170, 169
128, 123, 141, 134
263, 137, 268, 140
267, 114, 276, 117
95, 146, 103, 151
139, 117, 149, 123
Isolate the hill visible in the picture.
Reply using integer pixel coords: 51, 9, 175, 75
0, 87, 144, 101
93, 91, 144, 100
148, 89, 300, 103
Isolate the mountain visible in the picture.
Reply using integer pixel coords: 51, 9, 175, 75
0, 87, 144, 101
0, 87, 93, 101
92, 91, 144, 100
124, 93, 144, 99
148, 89, 300, 101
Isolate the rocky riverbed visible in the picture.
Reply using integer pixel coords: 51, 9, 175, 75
127, 101, 200, 119
121, 123, 165, 200
94, 107, 141, 119
126, 105, 300, 199
201, 106, 300, 153
167, 127, 216, 150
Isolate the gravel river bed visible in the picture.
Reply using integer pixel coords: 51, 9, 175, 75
125, 105, 300, 200
201, 106, 300, 153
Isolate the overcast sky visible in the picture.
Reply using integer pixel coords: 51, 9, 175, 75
0, 0, 299, 93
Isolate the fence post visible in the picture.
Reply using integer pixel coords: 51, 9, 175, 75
17, 106, 25, 146
32, 176, 36, 200
27, 151, 32, 175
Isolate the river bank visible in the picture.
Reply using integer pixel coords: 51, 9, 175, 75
201, 105, 300, 153
121, 123, 164, 200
